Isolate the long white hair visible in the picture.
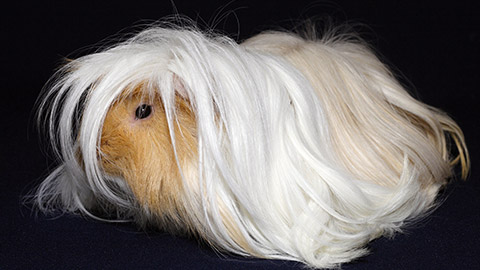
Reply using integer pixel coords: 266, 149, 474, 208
32, 22, 469, 268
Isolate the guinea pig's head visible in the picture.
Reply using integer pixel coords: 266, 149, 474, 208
35, 27, 296, 254
34, 27, 246, 236
99, 83, 198, 222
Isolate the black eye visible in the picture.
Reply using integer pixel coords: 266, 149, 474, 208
135, 104, 152, 119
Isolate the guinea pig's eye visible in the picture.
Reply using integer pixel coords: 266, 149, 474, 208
135, 104, 153, 120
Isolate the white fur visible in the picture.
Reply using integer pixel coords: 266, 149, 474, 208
33, 24, 467, 269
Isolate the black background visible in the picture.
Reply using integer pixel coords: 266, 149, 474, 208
1, 1, 479, 269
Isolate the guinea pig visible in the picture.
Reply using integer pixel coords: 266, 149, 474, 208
33, 23, 469, 269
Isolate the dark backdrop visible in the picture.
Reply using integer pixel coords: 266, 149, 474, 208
1, 1, 479, 269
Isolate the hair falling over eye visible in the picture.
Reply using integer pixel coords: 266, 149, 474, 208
31, 20, 469, 269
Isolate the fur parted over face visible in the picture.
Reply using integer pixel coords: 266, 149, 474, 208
100, 87, 197, 227
33, 24, 469, 269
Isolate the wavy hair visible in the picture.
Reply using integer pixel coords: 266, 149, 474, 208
32, 23, 469, 268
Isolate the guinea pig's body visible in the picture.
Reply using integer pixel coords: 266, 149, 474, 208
34, 25, 468, 268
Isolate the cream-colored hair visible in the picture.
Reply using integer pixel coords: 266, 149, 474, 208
33, 24, 469, 269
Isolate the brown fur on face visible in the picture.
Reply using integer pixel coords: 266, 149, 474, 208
100, 87, 197, 227
99, 86, 258, 252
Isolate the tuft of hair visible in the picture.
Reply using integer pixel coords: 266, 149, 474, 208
31, 20, 469, 269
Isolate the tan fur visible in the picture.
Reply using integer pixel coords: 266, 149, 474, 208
243, 33, 469, 189
100, 86, 197, 227
217, 199, 260, 256
100, 85, 256, 252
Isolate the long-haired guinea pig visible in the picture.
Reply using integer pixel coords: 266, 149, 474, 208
33, 22, 469, 269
